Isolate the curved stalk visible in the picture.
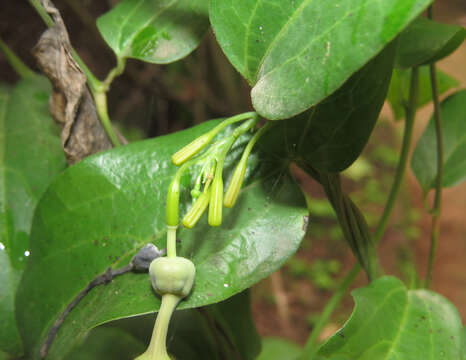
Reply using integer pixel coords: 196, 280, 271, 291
373, 66, 419, 243
0, 38, 35, 79
300, 67, 421, 359
425, 6, 443, 289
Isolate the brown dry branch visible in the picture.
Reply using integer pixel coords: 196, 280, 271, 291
32, 0, 114, 164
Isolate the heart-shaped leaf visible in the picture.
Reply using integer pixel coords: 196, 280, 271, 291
387, 67, 459, 120
411, 89, 466, 192
396, 17, 466, 69
318, 276, 463, 359
15, 120, 307, 359
0, 77, 66, 356
210, 0, 433, 120
97, 0, 209, 64
258, 42, 395, 172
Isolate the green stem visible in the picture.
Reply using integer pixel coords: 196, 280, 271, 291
94, 92, 122, 147
29, 0, 54, 27
135, 294, 180, 360
166, 226, 177, 259
301, 264, 360, 360
373, 66, 419, 244
0, 38, 36, 79
300, 67, 420, 358
102, 57, 126, 91
425, 6, 443, 289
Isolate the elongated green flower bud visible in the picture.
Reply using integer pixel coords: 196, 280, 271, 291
171, 133, 212, 166
224, 158, 247, 208
208, 170, 223, 226
166, 176, 180, 227
182, 187, 211, 228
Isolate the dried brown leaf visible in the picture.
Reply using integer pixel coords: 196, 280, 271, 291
32, 0, 113, 164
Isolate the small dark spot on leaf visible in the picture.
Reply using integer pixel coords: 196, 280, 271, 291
339, 333, 345, 338
421, 316, 426, 321
429, 329, 433, 333
93, 240, 99, 246
207, 293, 213, 297
450, 336, 454, 340
248, 207, 252, 211
177, 238, 182, 244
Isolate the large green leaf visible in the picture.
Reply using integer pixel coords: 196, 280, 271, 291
210, 0, 433, 120
396, 17, 466, 69
68, 327, 145, 360
318, 276, 463, 359
411, 89, 466, 192
256, 338, 302, 360
388, 67, 459, 120
0, 77, 66, 356
206, 290, 261, 360
15, 120, 307, 359
259, 43, 395, 172
97, 0, 209, 64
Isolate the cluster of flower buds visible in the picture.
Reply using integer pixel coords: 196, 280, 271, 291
167, 112, 271, 229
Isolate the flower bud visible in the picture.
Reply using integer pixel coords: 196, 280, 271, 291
208, 171, 223, 226
171, 133, 212, 166
224, 158, 247, 208
182, 188, 211, 228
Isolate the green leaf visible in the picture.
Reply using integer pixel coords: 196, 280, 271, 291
411, 89, 466, 192
387, 67, 459, 120
259, 42, 395, 172
210, 0, 433, 120
97, 0, 209, 64
257, 338, 302, 360
0, 78, 66, 356
67, 327, 145, 360
462, 327, 466, 360
396, 17, 466, 69
318, 276, 463, 359
15, 120, 307, 359
206, 290, 261, 360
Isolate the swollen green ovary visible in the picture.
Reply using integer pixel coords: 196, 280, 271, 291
135, 228, 195, 360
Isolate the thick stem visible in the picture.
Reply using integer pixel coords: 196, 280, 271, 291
373, 66, 419, 244
136, 294, 180, 360
94, 92, 122, 147
0, 38, 35, 79
425, 6, 443, 289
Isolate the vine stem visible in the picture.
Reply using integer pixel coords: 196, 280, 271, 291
300, 264, 360, 359
28, 0, 122, 147
425, 5, 443, 289
0, 38, 36, 79
373, 66, 419, 244
300, 66, 421, 359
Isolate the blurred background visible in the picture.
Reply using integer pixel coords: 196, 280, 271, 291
1, 0, 465, 346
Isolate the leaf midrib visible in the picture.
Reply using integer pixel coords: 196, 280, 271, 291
119, 0, 178, 58
253, 0, 381, 83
